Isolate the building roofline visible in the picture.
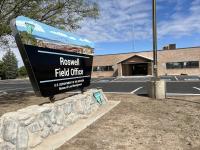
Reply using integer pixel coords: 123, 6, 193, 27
117, 54, 153, 64
94, 46, 200, 56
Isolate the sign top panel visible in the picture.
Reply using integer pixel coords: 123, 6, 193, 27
15, 16, 94, 48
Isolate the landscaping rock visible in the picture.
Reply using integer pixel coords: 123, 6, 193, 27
49, 110, 57, 124
28, 121, 41, 133
0, 142, 15, 150
0, 89, 105, 149
64, 102, 73, 115
50, 124, 61, 134
74, 99, 85, 114
66, 113, 79, 124
24, 116, 35, 126
41, 113, 52, 127
28, 132, 42, 148
16, 126, 28, 150
40, 126, 50, 138
2, 118, 19, 145
55, 109, 65, 125
0, 118, 3, 139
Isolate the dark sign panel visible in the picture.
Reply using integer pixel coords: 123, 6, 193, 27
23, 44, 93, 97
10, 16, 94, 97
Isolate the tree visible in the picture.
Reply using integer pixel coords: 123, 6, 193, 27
18, 66, 27, 77
2, 49, 18, 79
0, 60, 4, 79
0, 0, 99, 36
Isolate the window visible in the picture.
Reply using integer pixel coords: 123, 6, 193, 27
166, 62, 183, 69
93, 66, 114, 71
166, 61, 199, 69
186, 61, 199, 68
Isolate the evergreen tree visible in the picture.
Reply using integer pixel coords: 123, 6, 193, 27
0, 60, 4, 79
18, 66, 27, 77
2, 49, 18, 79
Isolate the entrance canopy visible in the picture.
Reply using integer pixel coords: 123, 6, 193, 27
117, 55, 152, 64
117, 55, 153, 76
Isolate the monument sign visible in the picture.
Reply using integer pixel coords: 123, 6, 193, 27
10, 16, 94, 97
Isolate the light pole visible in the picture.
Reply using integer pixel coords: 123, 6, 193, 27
152, 0, 158, 98
152, 0, 158, 80
148, 0, 166, 99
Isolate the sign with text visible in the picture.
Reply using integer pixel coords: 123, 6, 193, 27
24, 44, 93, 97
10, 16, 94, 97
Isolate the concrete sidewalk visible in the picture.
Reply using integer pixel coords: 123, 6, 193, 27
58, 94, 200, 150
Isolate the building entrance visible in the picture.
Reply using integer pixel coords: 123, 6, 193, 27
122, 63, 149, 76
132, 63, 148, 75
119, 55, 152, 76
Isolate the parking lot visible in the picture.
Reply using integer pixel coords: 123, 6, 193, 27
90, 76, 200, 96
0, 76, 200, 96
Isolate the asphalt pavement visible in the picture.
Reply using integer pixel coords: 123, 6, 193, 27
0, 76, 200, 96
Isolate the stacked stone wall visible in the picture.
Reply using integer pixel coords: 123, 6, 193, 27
0, 89, 107, 150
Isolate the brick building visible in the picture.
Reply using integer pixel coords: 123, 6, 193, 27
92, 44, 200, 77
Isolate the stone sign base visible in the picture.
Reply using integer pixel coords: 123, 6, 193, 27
0, 89, 111, 150
36, 100, 120, 150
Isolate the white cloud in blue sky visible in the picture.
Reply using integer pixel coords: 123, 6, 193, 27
77, 0, 200, 43
50, 31, 77, 40
158, 0, 200, 37
2, 0, 200, 66
77, 0, 151, 42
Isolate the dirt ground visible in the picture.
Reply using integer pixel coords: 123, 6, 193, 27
0, 92, 200, 149
58, 94, 200, 150
0, 92, 75, 116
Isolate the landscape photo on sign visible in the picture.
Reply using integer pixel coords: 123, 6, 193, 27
11, 16, 94, 97
15, 16, 94, 55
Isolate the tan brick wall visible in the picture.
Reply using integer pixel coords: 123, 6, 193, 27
92, 71, 114, 77
92, 47, 200, 77
117, 63, 122, 76
156, 49, 200, 76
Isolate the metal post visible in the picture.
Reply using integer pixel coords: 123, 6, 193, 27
152, 0, 158, 79
152, 0, 158, 98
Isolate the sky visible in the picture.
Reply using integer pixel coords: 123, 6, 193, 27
76, 0, 200, 55
1, 0, 200, 67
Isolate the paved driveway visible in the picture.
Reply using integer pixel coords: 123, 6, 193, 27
0, 76, 200, 96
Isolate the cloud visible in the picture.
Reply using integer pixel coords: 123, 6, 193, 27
16, 20, 45, 33
79, 38, 92, 43
76, 0, 200, 43
50, 31, 68, 37
76, 0, 152, 42
68, 36, 76, 40
158, 0, 200, 38
50, 31, 77, 41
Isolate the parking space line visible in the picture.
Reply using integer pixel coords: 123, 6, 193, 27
175, 76, 178, 81
131, 87, 143, 94
193, 87, 200, 91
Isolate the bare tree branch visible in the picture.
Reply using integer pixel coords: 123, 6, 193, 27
0, 0, 99, 36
